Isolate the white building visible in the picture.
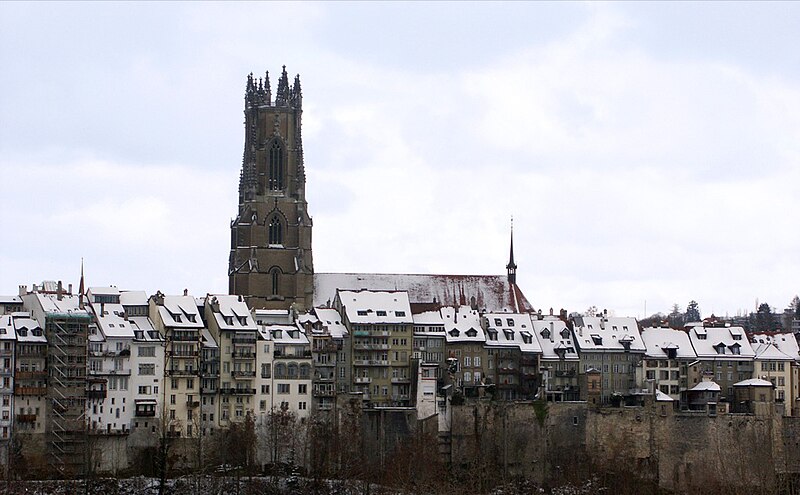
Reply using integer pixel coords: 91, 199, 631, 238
639, 326, 698, 401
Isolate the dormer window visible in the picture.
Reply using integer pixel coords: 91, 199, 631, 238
238, 316, 247, 326
273, 330, 283, 339
32, 329, 42, 337
732, 334, 741, 341
18, 329, 27, 337
487, 329, 498, 341
449, 329, 460, 337
729, 344, 741, 355
507, 319, 515, 327
503, 329, 514, 340
395, 311, 406, 317
521, 332, 532, 344
588, 324, 594, 330
540, 329, 551, 339
590, 334, 602, 346
357, 311, 368, 316
225, 316, 234, 326
173, 314, 182, 323
187, 314, 196, 323
466, 328, 477, 337
560, 328, 570, 339
494, 318, 502, 326
714, 343, 726, 355
376, 311, 387, 317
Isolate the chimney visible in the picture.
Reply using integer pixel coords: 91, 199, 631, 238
183, 288, 188, 296
549, 321, 554, 342
57, 280, 63, 301
68, 283, 73, 295
18, 285, 27, 296
101, 302, 105, 315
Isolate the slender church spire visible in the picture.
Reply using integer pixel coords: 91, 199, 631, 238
79, 258, 85, 309
506, 216, 517, 284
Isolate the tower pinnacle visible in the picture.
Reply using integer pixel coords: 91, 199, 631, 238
506, 216, 517, 284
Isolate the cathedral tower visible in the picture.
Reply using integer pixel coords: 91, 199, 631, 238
229, 67, 313, 311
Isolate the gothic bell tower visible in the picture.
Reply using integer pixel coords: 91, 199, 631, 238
229, 66, 314, 311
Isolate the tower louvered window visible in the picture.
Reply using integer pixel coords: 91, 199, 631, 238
268, 215, 283, 245
268, 140, 284, 190
270, 268, 281, 296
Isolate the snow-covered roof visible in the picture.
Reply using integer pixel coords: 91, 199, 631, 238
413, 310, 444, 326
128, 316, 161, 341
206, 294, 257, 331
733, 378, 774, 387
572, 316, 645, 353
119, 290, 148, 306
336, 290, 413, 325
751, 333, 800, 362
640, 327, 697, 360
201, 328, 219, 348
12, 313, 46, 343
0, 315, 16, 340
315, 273, 533, 313
687, 326, 755, 360
0, 296, 22, 305
89, 301, 136, 338
252, 309, 293, 325
484, 312, 542, 353
158, 295, 204, 329
655, 390, 674, 401
532, 317, 579, 361
690, 380, 721, 392
261, 323, 309, 345
33, 293, 90, 317
87, 287, 120, 298
313, 308, 348, 339
441, 306, 485, 344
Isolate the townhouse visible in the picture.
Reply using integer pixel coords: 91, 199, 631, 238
532, 316, 580, 401
573, 315, 645, 404
335, 290, 414, 407
483, 312, 542, 400
686, 323, 755, 402
639, 326, 698, 402
441, 306, 487, 395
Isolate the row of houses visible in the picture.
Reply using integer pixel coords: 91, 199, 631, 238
1, 282, 799, 474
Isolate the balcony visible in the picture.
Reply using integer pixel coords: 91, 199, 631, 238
555, 370, 576, 378
16, 349, 46, 357
232, 336, 257, 344
353, 359, 389, 367
354, 377, 372, 384
134, 408, 156, 417
170, 350, 199, 357
232, 351, 256, 359
314, 360, 336, 367
314, 375, 335, 382
391, 377, 411, 384
15, 370, 47, 380
87, 389, 107, 400
170, 333, 199, 342
15, 386, 46, 396
391, 394, 410, 402
353, 343, 390, 351
317, 403, 333, 410
273, 350, 312, 359
219, 387, 256, 395
16, 414, 37, 423
314, 390, 336, 397
186, 401, 200, 409
232, 370, 256, 379
167, 369, 198, 376
89, 350, 117, 358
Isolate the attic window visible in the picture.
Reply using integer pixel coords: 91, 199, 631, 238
0, 329, 5, 335
732, 334, 741, 341
540, 329, 551, 339
396, 311, 406, 317
714, 343, 726, 355
729, 344, 741, 355
273, 330, 283, 339
588, 325, 593, 330
18, 329, 27, 337
187, 315, 196, 323
560, 328, 570, 339
521, 332, 532, 344
487, 329, 498, 341
503, 329, 514, 340
466, 328, 477, 337
225, 316, 234, 326
376, 311, 387, 317
173, 314, 182, 323
697, 333, 707, 340
590, 334, 602, 345
357, 311, 368, 316
612, 326, 618, 331
494, 318, 502, 326
238, 316, 247, 325
449, 329, 460, 337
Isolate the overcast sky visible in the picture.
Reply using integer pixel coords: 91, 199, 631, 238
1, 2, 799, 319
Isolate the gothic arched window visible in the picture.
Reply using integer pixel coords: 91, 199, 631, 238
268, 215, 283, 245
268, 140, 284, 190
270, 267, 281, 296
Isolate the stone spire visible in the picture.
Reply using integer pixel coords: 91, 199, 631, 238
275, 65, 290, 106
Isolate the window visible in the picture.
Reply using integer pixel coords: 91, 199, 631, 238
278, 383, 290, 394
395, 311, 406, 317
474, 356, 481, 367
268, 140, 284, 190
139, 364, 155, 376
357, 311, 368, 316
268, 215, 283, 245
464, 356, 471, 368
376, 311, 387, 317
270, 267, 281, 295
138, 346, 156, 357
299, 384, 307, 394
261, 384, 270, 394
261, 363, 271, 378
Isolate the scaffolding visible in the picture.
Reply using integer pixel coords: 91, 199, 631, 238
45, 313, 89, 477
